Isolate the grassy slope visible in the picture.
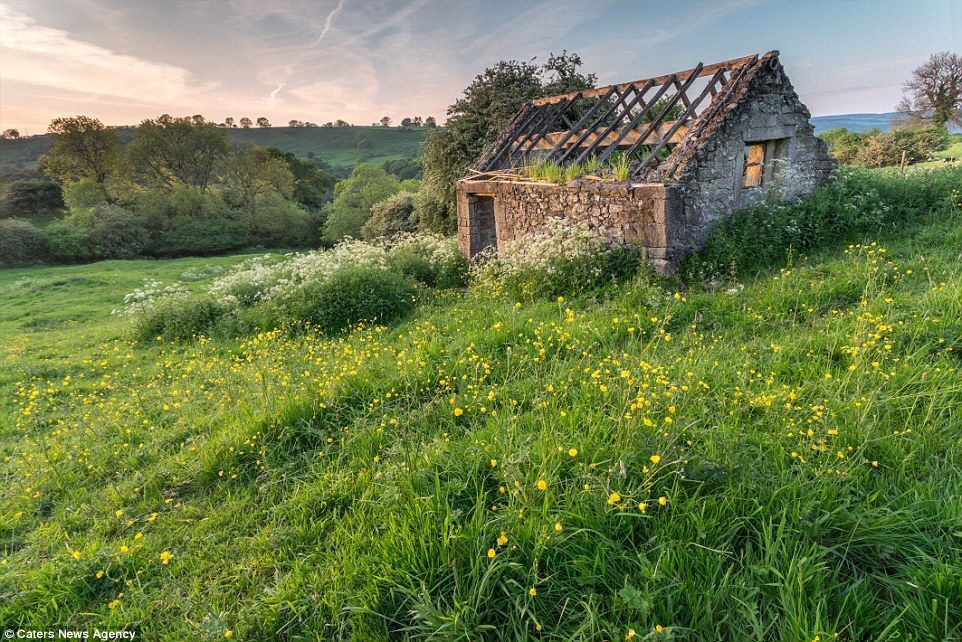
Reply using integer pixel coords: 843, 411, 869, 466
0, 126, 427, 171
1, 217, 961, 639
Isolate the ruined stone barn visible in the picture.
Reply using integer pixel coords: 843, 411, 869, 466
456, 51, 837, 272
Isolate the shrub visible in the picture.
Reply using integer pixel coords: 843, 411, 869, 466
242, 193, 312, 247
385, 234, 468, 288
155, 216, 252, 257
473, 217, 643, 300
0, 218, 47, 266
85, 205, 151, 259
45, 218, 95, 262
206, 234, 462, 309
134, 295, 227, 342
284, 266, 416, 333
413, 185, 455, 234
0, 178, 63, 218
362, 191, 419, 239
686, 166, 962, 280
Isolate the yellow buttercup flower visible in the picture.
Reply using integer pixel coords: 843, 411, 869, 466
649, 454, 661, 465
536, 479, 547, 491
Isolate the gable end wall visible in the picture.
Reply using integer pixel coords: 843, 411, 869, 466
669, 60, 838, 261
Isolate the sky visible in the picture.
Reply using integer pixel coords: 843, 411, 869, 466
1, 0, 960, 134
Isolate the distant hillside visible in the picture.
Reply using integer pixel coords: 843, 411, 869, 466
811, 112, 962, 134
0, 125, 429, 172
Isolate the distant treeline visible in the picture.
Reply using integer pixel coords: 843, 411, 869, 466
0, 114, 426, 267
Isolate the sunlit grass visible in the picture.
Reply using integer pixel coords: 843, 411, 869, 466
1, 185, 961, 639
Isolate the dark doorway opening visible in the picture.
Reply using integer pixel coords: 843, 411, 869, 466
469, 195, 497, 255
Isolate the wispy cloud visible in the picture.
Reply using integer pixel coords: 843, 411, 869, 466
0, 3, 209, 106
313, 0, 348, 46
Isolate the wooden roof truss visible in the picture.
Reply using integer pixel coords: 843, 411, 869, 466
472, 53, 762, 182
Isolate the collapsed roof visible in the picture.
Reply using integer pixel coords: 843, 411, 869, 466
468, 51, 778, 184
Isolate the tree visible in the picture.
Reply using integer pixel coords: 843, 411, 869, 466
424, 116, 437, 127
896, 52, 962, 127
40, 116, 120, 184
400, 117, 414, 129
379, 116, 392, 127
240, 117, 253, 128
413, 116, 423, 127
361, 191, 418, 239
126, 114, 230, 191
0, 178, 63, 217
191, 115, 206, 125
256, 117, 271, 128
334, 119, 350, 128
288, 120, 305, 127
322, 163, 400, 242
1, 129, 20, 140
224, 117, 236, 128
381, 157, 422, 180
262, 147, 336, 210
218, 145, 294, 210
419, 52, 595, 231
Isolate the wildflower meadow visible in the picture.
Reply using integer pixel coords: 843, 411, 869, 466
1, 167, 960, 639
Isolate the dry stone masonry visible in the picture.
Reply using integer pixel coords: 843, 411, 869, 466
457, 51, 836, 273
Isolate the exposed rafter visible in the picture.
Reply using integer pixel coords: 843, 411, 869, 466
470, 52, 769, 181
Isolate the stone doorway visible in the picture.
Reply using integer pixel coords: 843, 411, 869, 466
468, 195, 497, 254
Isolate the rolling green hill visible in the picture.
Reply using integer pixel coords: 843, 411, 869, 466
0, 125, 428, 173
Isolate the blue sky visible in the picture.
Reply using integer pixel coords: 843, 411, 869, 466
1, 0, 959, 133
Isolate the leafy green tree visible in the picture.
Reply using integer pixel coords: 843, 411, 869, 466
240, 117, 253, 128
41, 116, 120, 184
218, 146, 294, 210
382, 157, 422, 180
126, 114, 230, 191
262, 148, 337, 210
420, 52, 595, 232
322, 163, 400, 243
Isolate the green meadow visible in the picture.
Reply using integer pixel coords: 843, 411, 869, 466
1, 170, 961, 640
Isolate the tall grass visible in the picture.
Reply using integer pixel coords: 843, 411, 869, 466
1, 167, 961, 639
686, 166, 962, 280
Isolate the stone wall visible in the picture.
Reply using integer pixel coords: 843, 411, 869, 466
456, 55, 837, 274
456, 179, 682, 272
670, 58, 838, 259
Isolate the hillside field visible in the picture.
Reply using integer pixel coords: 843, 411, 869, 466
1, 173, 961, 639
0, 125, 428, 173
